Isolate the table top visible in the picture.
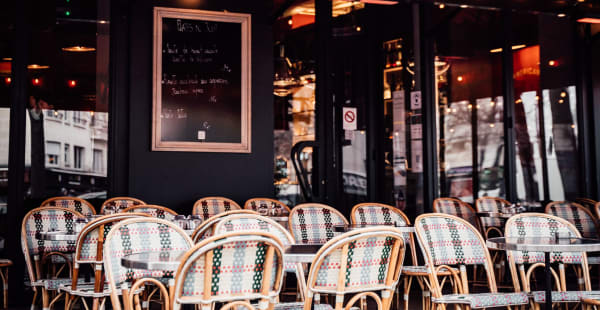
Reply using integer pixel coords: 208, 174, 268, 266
36, 231, 78, 241
333, 224, 415, 233
121, 250, 187, 270
476, 212, 515, 219
121, 244, 322, 271
487, 237, 600, 252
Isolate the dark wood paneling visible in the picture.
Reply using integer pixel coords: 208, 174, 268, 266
124, 0, 274, 213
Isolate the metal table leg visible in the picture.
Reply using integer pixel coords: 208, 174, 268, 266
545, 252, 552, 310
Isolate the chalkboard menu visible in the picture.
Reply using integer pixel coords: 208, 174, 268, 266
152, 7, 251, 153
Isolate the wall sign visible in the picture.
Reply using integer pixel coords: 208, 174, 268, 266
152, 7, 251, 152
342, 107, 357, 131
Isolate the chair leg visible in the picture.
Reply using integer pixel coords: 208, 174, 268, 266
0, 267, 7, 309
42, 288, 49, 310
403, 276, 413, 310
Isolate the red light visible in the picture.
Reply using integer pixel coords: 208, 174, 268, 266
4, 77, 10, 85
32, 78, 40, 86
548, 60, 558, 67
577, 18, 600, 24
68, 80, 77, 88
457, 75, 464, 82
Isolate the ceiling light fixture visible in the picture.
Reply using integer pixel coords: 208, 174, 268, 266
557, 13, 566, 18
577, 17, 600, 24
62, 46, 96, 52
359, 0, 398, 5
27, 64, 50, 69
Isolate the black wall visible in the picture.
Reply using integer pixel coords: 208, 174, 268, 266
119, 0, 274, 213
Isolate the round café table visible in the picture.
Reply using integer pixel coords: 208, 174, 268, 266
121, 244, 322, 271
333, 224, 414, 233
487, 236, 600, 310
36, 229, 196, 242
36, 231, 78, 241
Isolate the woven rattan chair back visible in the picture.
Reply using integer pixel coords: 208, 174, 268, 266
172, 231, 285, 310
244, 198, 291, 215
546, 201, 599, 238
101, 197, 145, 214
190, 210, 259, 242
192, 196, 242, 220
41, 196, 96, 216
475, 196, 511, 238
350, 202, 417, 264
505, 213, 590, 293
103, 217, 193, 310
21, 206, 84, 285
289, 203, 349, 245
415, 213, 498, 294
305, 227, 405, 310
433, 197, 481, 232
122, 204, 178, 220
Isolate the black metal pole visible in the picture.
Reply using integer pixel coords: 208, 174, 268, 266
7, 0, 29, 304
501, 10, 517, 203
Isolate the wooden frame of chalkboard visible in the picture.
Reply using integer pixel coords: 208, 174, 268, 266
152, 7, 251, 153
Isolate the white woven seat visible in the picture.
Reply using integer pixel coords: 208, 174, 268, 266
532, 291, 600, 303
433, 292, 529, 309
274, 302, 333, 310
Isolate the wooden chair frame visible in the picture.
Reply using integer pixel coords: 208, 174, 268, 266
190, 210, 258, 242
122, 204, 178, 219
103, 217, 193, 310
288, 203, 349, 244
433, 197, 483, 233
65, 213, 151, 310
101, 197, 146, 214
545, 201, 600, 239
304, 226, 405, 310
351, 202, 433, 310
21, 206, 84, 310
244, 197, 292, 214
41, 196, 96, 215
414, 213, 519, 310
213, 213, 307, 300
192, 196, 242, 217
171, 231, 285, 310
505, 213, 592, 305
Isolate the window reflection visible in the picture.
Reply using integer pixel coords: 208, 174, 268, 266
512, 14, 580, 202
24, 0, 109, 203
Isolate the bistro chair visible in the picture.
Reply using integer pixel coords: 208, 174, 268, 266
21, 206, 85, 310
171, 231, 285, 310
575, 198, 597, 212
288, 203, 349, 245
0, 258, 11, 309
244, 198, 292, 215
414, 213, 529, 309
103, 217, 194, 310
192, 196, 242, 220
60, 213, 150, 310
351, 202, 444, 310
475, 197, 512, 282
41, 196, 96, 216
275, 226, 406, 310
100, 197, 145, 214
505, 213, 597, 307
190, 209, 258, 242
433, 197, 482, 232
213, 213, 307, 300
122, 204, 178, 221
475, 196, 511, 238
545, 201, 599, 239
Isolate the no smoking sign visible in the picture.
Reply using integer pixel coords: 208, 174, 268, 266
342, 107, 357, 131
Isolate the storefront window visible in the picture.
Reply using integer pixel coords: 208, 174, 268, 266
25, 0, 109, 205
512, 13, 580, 202
0, 4, 14, 216
273, 1, 316, 206
434, 7, 504, 202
